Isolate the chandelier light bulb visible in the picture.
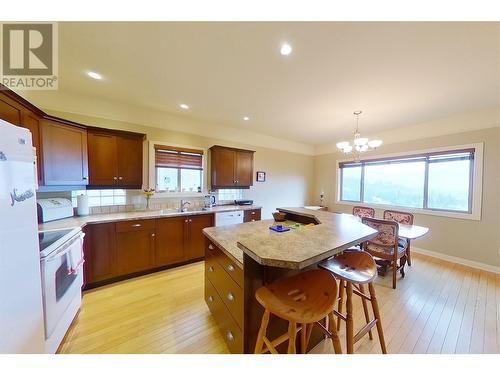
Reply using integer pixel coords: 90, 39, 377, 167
354, 137, 368, 146
368, 139, 383, 148
336, 141, 350, 150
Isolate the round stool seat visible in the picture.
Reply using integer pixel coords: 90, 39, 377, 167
319, 250, 377, 284
255, 269, 337, 324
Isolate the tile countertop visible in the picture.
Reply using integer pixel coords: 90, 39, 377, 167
38, 205, 262, 232
203, 207, 378, 270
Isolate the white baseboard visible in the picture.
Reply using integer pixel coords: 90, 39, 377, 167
412, 246, 500, 275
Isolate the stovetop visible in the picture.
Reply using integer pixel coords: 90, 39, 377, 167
38, 229, 74, 253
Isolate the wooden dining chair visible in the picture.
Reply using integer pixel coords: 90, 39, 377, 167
361, 217, 408, 289
383, 210, 414, 266
352, 206, 375, 219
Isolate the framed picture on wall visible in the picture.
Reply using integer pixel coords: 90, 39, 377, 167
256, 171, 266, 182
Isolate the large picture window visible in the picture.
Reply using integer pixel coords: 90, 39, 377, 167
155, 145, 203, 193
339, 148, 475, 213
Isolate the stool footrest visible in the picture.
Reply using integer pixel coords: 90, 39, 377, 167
352, 288, 372, 301
333, 309, 346, 322
261, 325, 303, 354
353, 319, 378, 344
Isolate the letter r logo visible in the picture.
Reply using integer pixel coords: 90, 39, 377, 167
2, 23, 53, 76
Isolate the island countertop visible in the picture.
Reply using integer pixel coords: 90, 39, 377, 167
203, 207, 378, 270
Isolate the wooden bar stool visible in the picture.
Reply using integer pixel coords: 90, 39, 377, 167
319, 250, 387, 354
254, 269, 342, 354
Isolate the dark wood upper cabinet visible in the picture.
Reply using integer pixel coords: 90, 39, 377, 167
210, 145, 255, 189
88, 130, 118, 186
116, 134, 143, 187
87, 129, 143, 188
234, 151, 253, 187
0, 94, 23, 125
41, 120, 89, 186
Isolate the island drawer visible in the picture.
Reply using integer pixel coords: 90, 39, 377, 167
206, 241, 243, 287
206, 241, 223, 259
205, 254, 243, 329
205, 278, 243, 353
218, 255, 243, 288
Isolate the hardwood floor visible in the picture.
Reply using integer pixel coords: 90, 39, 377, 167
58, 253, 500, 354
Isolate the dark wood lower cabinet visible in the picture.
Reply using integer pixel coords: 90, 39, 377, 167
155, 216, 186, 266
115, 219, 156, 275
205, 239, 244, 353
84, 213, 215, 289
186, 214, 214, 260
84, 222, 116, 285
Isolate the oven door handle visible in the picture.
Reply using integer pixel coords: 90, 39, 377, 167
44, 233, 84, 262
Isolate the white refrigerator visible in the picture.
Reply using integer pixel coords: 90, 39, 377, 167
0, 119, 45, 353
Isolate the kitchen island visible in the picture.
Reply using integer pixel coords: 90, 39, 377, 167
202, 207, 378, 353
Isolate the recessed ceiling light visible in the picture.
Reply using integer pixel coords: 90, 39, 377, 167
243, 116, 250, 121
87, 71, 102, 80
179, 104, 189, 110
280, 42, 292, 56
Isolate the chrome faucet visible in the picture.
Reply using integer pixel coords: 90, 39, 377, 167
180, 200, 191, 212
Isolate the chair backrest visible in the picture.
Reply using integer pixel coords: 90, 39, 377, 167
361, 217, 399, 250
383, 210, 414, 225
353, 206, 375, 219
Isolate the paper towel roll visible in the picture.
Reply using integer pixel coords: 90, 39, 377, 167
77, 194, 89, 216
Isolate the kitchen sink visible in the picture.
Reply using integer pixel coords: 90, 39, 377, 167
158, 207, 208, 215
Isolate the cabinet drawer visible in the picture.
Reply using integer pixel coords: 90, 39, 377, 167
116, 219, 156, 233
205, 255, 243, 329
218, 254, 243, 288
206, 241, 243, 287
206, 241, 222, 259
205, 278, 243, 353
244, 209, 261, 222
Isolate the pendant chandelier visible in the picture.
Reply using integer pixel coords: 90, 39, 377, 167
336, 111, 382, 157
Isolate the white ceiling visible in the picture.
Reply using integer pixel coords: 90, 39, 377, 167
53, 22, 500, 145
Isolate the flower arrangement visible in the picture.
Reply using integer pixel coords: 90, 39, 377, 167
143, 188, 155, 209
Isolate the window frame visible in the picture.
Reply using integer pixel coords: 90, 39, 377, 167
336, 143, 484, 221
148, 141, 207, 197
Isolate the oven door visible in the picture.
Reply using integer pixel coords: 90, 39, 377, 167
40, 233, 84, 339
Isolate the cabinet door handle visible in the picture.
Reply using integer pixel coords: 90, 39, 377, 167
226, 331, 234, 342
208, 266, 214, 272
189, 219, 192, 223
151, 233, 155, 237
208, 244, 214, 250
185, 219, 188, 223
131, 224, 142, 227
227, 292, 234, 302
251, 211, 255, 214
118, 176, 123, 180
113, 177, 118, 180
251, 219, 255, 222
226, 264, 235, 272
207, 295, 214, 302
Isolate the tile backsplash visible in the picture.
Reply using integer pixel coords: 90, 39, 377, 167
36, 188, 244, 215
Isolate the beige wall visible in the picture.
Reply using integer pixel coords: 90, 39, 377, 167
314, 127, 500, 267
46, 110, 314, 220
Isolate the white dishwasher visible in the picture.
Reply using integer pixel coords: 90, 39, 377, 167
215, 210, 244, 226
